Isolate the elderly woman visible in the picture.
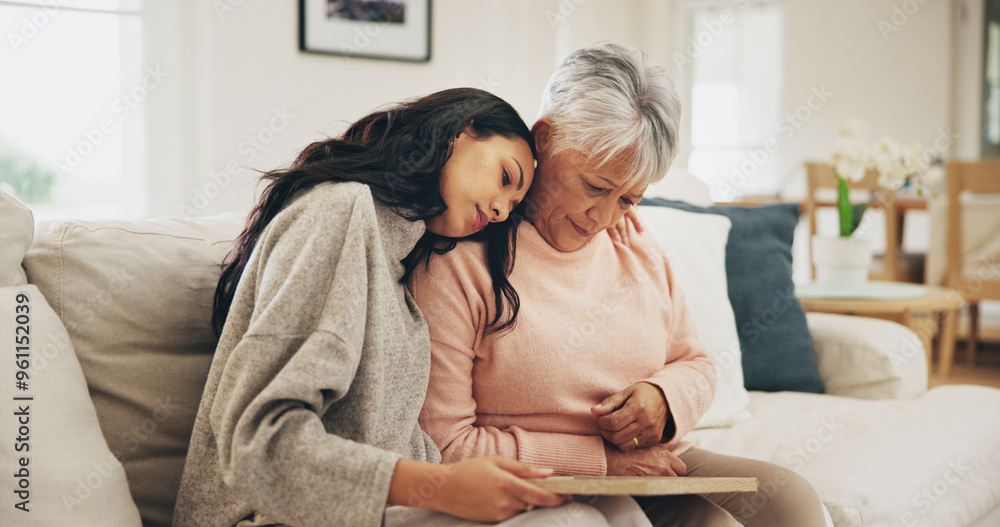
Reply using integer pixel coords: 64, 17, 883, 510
409, 43, 829, 527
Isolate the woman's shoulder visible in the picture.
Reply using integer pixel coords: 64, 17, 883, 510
287, 181, 374, 213
273, 182, 379, 228
428, 237, 489, 272
252, 182, 381, 254
408, 235, 491, 292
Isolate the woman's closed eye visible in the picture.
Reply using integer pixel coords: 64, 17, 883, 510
502, 168, 512, 186
584, 178, 636, 207
584, 181, 606, 194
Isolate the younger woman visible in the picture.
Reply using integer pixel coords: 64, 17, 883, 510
174, 88, 596, 527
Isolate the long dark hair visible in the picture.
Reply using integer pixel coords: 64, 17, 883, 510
212, 88, 534, 337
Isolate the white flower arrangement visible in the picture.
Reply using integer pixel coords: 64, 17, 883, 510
828, 119, 943, 237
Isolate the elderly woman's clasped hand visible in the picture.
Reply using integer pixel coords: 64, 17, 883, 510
593, 382, 688, 479
592, 381, 672, 451
603, 442, 687, 477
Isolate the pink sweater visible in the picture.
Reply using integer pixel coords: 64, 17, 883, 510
408, 222, 716, 476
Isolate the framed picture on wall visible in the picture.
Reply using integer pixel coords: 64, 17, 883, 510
299, 0, 431, 62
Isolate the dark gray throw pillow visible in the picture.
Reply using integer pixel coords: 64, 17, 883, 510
640, 198, 824, 393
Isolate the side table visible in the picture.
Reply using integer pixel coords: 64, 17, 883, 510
796, 283, 965, 376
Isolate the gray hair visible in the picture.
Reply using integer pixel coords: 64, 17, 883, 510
537, 42, 681, 188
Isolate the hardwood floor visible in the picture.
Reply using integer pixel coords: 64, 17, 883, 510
929, 340, 1000, 389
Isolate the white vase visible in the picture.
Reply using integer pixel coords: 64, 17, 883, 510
811, 236, 873, 289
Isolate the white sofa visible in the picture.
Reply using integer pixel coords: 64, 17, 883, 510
2, 187, 1000, 527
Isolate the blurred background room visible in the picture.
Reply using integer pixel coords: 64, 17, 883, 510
2, 0, 998, 386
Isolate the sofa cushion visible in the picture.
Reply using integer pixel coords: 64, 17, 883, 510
807, 312, 928, 400
638, 206, 751, 429
686, 386, 1000, 527
22, 214, 244, 527
1, 285, 141, 526
641, 199, 823, 394
1, 189, 33, 287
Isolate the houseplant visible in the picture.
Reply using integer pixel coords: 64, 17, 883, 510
813, 119, 943, 288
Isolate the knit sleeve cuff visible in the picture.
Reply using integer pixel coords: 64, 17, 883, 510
645, 367, 712, 443
510, 428, 606, 476
358, 450, 404, 520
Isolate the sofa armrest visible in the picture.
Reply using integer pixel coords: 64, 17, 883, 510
807, 312, 928, 399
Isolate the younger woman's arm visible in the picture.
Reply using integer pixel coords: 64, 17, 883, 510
388, 457, 567, 522
209, 189, 403, 526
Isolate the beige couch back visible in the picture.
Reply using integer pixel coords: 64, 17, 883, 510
22, 214, 244, 527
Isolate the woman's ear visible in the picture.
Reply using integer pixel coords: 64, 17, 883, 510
532, 119, 552, 156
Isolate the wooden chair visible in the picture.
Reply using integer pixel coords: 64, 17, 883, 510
804, 162, 919, 282
945, 161, 1000, 360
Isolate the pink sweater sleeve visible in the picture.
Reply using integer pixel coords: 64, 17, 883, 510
643, 252, 717, 445
409, 247, 607, 476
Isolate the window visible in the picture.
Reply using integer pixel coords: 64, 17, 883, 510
0, 0, 145, 220
677, 0, 783, 201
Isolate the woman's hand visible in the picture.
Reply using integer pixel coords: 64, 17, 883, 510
389, 457, 570, 523
605, 205, 644, 246
591, 382, 670, 451
604, 442, 687, 477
